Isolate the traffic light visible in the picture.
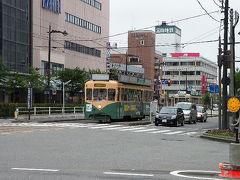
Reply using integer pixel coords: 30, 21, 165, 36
167, 80, 172, 86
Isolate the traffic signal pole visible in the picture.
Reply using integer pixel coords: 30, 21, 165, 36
222, 0, 229, 129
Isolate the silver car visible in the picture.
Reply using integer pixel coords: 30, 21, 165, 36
196, 106, 207, 122
176, 102, 197, 124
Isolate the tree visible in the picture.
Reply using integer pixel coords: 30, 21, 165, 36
26, 68, 45, 91
6, 68, 45, 102
0, 59, 9, 85
55, 68, 89, 96
202, 93, 211, 109
109, 68, 119, 80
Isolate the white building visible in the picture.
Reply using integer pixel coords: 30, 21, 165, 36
161, 53, 218, 97
155, 22, 181, 57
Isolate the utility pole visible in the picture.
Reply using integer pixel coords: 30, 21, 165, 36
222, 0, 229, 129
229, 9, 239, 130
229, 9, 235, 130
185, 68, 188, 93
125, 52, 128, 74
47, 24, 52, 104
218, 36, 222, 129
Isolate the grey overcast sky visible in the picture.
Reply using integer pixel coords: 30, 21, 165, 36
109, 0, 240, 67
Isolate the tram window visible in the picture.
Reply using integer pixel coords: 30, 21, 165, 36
129, 89, 134, 101
86, 88, 92, 100
117, 88, 120, 101
93, 89, 107, 101
121, 88, 128, 101
108, 89, 116, 101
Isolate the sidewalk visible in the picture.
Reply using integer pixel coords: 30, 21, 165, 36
0, 113, 85, 123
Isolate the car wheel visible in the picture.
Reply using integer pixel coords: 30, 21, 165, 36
189, 118, 192, 124
174, 120, 179, 127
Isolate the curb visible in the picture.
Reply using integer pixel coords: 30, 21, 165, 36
200, 133, 236, 143
11, 118, 152, 126
12, 118, 86, 123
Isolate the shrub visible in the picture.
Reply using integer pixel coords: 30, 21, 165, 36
206, 129, 235, 138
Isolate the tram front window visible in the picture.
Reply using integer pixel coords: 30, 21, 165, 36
93, 89, 107, 101
86, 88, 92, 101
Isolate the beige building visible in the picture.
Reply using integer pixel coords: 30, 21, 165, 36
33, 0, 110, 73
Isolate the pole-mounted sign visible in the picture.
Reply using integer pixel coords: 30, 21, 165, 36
227, 97, 240, 113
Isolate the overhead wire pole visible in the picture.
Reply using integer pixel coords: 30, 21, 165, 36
222, 0, 229, 129
218, 36, 222, 129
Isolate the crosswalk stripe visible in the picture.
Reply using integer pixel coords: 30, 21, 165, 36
163, 131, 185, 135
89, 125, 121, 129
180, 132, 198, 136
133, 128, 158, 133
148, 130, 171, 134
119, 127, 145, 131
103, 127, 130, 130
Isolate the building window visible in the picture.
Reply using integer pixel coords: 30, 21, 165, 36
42, 0, 61, 14
65, 13, 102, 34
64, 41, 101, 58
129, 57, 139, 63
80, 0, 102, 10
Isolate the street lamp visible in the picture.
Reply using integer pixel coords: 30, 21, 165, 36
47, 25, 68, 103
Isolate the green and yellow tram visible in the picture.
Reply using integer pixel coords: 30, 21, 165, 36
84, 76, 153, 122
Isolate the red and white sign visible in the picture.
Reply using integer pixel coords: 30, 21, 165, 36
171, 53, 200, 57
201, 75, 207, 94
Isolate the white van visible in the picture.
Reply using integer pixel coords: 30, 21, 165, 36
176, 102, 197, 124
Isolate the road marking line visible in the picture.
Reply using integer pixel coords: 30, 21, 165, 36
133, 128, 158, 132
119, 127, 145, 131
22, 131, 33, 133
170, 170, 221, 180
89, 125, 121, 129
103, 127, 130, 130
1, 133, 11, 135
180, 132, 198, 136
11, 168, 59, 172
148, 130, 171, 134
163, 131, 185, 135
104, 171, 154, 177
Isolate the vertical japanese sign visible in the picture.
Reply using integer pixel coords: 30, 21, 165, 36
106, 42, 111, 71
27, 88, 33, 109
201, 75, 207, 94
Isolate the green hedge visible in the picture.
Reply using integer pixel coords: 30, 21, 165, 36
0, 103, 83, 118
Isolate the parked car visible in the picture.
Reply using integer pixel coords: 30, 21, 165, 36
196, 106, 208, 122
155, 106, 184, 127
213, 104, 218, 111
176, 102, 197, 124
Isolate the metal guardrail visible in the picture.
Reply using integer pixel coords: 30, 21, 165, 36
15, 106, 84, 118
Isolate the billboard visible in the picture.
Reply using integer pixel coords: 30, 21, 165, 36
201, 76, 207, 94
171, 53, 200, 57
155, 25, 181, 36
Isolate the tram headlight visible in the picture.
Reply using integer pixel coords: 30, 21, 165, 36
98, 105, 102, 109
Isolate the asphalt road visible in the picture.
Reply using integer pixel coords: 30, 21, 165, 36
0, 117, 231, 180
